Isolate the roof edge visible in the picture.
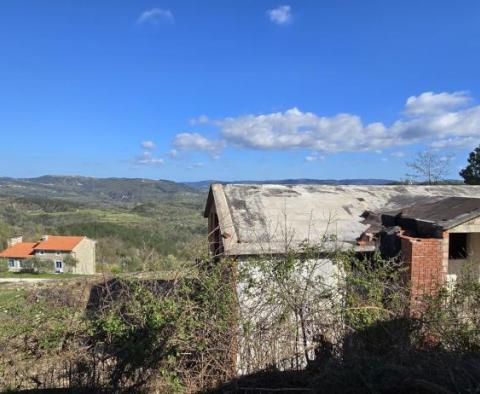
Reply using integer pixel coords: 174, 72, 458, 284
441, 208, 480, 230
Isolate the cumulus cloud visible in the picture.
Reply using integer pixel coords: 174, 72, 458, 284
141, 140, 156, 150
267, 5, 292, 25
404, 91, 470, 116
172, 91, 480, 156
135, 151, 164, 166
172, 132, 225, 155
169, 149, 179, 158
137, 8, 174, 25
219, 108, 395, 152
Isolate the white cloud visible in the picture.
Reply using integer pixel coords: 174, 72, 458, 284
390, 151, 406, 158
430, 136, 480, 150
187, 162, 204, 169
267, 5, 292, 25
305, 153, 325, 162
172, 132, 225, 155
141, 140, 156, 150
137, 8, 174, 25
172, 91, 480, 156
189, 115, 209, 126
404, 91, 470, 116
135, 151, 164, 166
169, 149, 179, 158
219, 107, 394, 152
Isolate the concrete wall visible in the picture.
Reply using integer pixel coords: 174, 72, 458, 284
207, 203, 223, 256
447, 217, 480, 233
235, 256, 342, 374
447, 233, 480, 282
446, 218, 480, 283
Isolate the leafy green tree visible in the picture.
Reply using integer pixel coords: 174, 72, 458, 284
460, 145, 480, 184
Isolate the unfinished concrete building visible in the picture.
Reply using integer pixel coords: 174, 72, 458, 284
205, 184, 480, 289
204, 183, 480, 372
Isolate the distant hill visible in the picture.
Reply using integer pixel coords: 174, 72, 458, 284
183, 178, 398, 191
0, 176, 400, 204
0, 176, 199, 205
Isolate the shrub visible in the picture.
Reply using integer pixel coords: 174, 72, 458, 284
19, 259, 36, 273
63, 255, 78, 273
34, 258, 54, 273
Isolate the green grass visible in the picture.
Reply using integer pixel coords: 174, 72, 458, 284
0, 271, 87, 279
0, 286, 26, 304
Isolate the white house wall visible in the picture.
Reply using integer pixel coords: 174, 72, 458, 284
72, 238, 96, 274
235, 256, 343, 375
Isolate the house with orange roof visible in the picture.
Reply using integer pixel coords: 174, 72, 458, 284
0, 235, 96, 274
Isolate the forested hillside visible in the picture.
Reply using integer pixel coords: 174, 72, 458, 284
0, 176, 198, 205
0, 175, 402, 272
0, 176, 207, 272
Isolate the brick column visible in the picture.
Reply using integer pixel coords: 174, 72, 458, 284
400, 234, 445, 300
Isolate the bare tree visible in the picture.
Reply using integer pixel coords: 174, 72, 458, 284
405, 151, 452, 184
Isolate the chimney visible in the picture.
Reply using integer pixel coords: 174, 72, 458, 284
41, 235, 49, 241
7, 236, 23, 247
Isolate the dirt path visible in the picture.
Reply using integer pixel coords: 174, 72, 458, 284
0, 277, 54, 284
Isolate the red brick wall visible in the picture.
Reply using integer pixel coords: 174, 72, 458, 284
400, 235, 445, 300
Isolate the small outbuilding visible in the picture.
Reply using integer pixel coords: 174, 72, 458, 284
379, 197, 480, 297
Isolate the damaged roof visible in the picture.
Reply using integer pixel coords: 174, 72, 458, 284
204, 183, 480, 256
382, 197, 480, 230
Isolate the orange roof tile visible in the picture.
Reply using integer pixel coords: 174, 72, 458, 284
33, 236, 85, 252
0, 242, 37, 259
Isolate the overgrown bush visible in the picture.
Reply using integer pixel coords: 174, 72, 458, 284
34, 258, 55, 273
2, 245, 480, 393
0, 258, 236, 393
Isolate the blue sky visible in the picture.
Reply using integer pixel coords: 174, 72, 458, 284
1, 1, 479, 181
